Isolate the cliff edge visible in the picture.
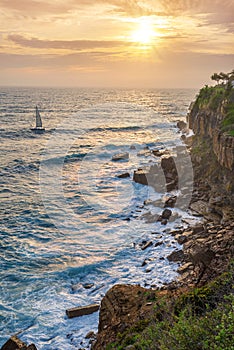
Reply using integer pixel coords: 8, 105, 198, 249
92, 75, 234, 350
187, 82, 234, 223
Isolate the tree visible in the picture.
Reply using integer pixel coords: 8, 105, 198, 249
219, 72, 229, 85
211, 73, 220, 84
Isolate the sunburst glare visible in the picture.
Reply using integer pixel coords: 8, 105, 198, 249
130, 18, 157, 45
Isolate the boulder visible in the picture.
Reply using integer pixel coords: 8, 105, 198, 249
66, 304, 100, 318
0, 336, 37, 350
164, 196, 177, 208
161, 219, 168, 225
141, 241, 153, 250
177, 120, 187, 131
137, 149, 151, 157
112, 152, 129, 161
117, 172, 130, 178
167, 249, 184, 262
155, 241, 163, 247
190, 200, 208, 215
161, 157, 178, 192
161, 209, 172, 220
152, 149, 166, 157
82, 283, 94, 289
133, 169, 150, 186
85, 331, 96, 339
177, 235, 188, 245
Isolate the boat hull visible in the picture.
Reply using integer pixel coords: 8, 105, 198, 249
31, 128, 45, 134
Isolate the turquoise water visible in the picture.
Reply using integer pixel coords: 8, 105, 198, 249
0, 87, 196, 349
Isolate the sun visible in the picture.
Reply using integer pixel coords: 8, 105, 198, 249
130, 18, 156, 45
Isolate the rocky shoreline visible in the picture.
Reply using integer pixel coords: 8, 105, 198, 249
91, 185, 233, 350
91, 82, 234, 349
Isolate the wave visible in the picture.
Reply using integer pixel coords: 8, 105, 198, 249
90, 125, 142, 133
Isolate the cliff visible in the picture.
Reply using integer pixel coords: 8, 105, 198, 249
187, 84, 234, 171
92, 80, 234, 350
187, 84, 234, 222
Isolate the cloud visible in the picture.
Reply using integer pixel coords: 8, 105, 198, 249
1, 0, 233, 24
0, 51, 116, 70
159, 0, 234, 26
0, 0, 73, 15
0, 0, 165, 18
7, 34, 126, 50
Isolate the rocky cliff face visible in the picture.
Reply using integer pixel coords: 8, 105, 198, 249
92, 84, 234, 350
187, 86, 234, 222
92, 284, 158, 350
187, 98, 234, 171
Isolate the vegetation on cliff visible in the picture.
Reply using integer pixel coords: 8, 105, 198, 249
193, 69, 234, 136
105, 263, 234, 350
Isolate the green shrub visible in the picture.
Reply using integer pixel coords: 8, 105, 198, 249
194, 86, 225, 111
106, 263, 234, 350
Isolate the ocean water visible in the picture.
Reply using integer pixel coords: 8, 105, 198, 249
0, 87, 197, 349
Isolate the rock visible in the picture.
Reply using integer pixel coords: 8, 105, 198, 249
166, 179, 178, 192
152, 149, 165, 157
177, 120, 187, 131
0, 336, 37, 350
190, 200, 208, 215
112, 152, 129, 161
170, 229, 183, 236
143, 199, 161, 207
145, 268, 152, 273
133, 169, 149, 186
161, 219, 168, 225
164, 196, 177, 208
130, 145, 136, 150
85, 331, 96, 339
137, 149, 151, 157
117, 172, 130, 178
192, 225, 205, 234
141, 259, 147, 267
161, 208, 172, 220
177, 262, 193, 274
188, 247, 216, 268
94, 284, 148, 348
176, 235, 188, 245
82, 283, 94, 289
155, 241, 163, 247
66, 304, 100, 318
142, 212, 159, 223
167, 250, 184, 262
161, 157, 178, 192
141, 241, 153, 250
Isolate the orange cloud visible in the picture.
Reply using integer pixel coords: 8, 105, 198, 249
7, 34, 127, 50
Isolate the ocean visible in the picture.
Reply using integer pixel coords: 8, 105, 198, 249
0, 87, 197, 349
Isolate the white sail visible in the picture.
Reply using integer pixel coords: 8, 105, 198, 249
36, 106, 43, 128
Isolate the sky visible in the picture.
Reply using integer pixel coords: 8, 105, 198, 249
0, 0, 233, 88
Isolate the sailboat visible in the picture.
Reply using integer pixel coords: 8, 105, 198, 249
31, 106, 45, 134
